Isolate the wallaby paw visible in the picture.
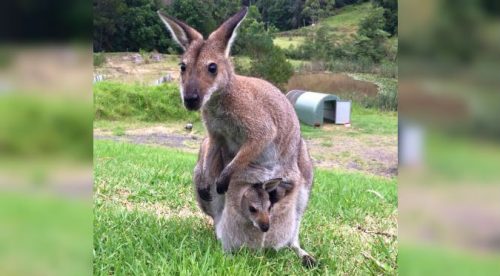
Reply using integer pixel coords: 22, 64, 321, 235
301, 255, 317, 268
197, 187, 212, 201
215, 176, 229, 194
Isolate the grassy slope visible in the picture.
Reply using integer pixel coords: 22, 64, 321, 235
94, 141, 397, 275
274, 3, 372, 49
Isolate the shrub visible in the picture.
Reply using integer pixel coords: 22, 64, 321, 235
139, 49, 151, 64
93, 53, 106, 67
94, 82, 200, 122
249, 48, 294, 91
352, 7, 389, 63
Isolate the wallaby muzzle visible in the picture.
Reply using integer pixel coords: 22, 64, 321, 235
183, 79, 202, 110
259, 223, 270, 232
183, 93, 200, 110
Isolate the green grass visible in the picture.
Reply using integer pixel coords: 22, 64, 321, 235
300, 104, 397, 140
322, 3, 372, 31
273, 36, 306, 49
94, 141, 397, 275
94, 81, 200, 122
399, 244, 500, 276
0, 193, 91, 276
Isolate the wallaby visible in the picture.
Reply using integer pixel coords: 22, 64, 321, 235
158, 7, 304, 196
215, 168, 316, 268
159, 8, 316, 267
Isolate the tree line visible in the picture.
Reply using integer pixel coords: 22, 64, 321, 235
93, 0, 397, 53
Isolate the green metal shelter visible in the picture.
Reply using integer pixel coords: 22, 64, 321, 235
286, 90, 351, 126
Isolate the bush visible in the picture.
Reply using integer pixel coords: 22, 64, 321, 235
139, 49, 151, 64
93, 53, 106, 67
352, 7, 389, 63
94, 82, 200, 122
249, 48, 294, 91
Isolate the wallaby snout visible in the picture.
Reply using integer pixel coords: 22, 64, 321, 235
257, 214, 270, 232
183, 91, 200, 110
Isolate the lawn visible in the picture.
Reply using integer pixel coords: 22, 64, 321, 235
94, 141, 397, 275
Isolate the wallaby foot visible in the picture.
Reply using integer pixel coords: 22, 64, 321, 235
301, 255, 317, 268
291, 239, 317, 268
197, 186, 212, 201
215, 173, 230, 194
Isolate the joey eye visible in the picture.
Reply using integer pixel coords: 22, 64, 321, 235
249, 206, 257, 213
179, 62, 186, 73
208, 63, 217, 74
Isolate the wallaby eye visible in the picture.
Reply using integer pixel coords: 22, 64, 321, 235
208, 63, 217, 74
179, 62, 186, 73
249, 206, 257, 213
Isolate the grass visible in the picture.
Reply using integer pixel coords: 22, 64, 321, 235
300, 103, 397, 140
94, 81, 200, 122
0, 193, 91, 276
399, 243, 500, 276
94, 141, 397, 275
273, 36, 306, 49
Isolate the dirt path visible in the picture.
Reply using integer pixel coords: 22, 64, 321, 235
94, 125, 397, 178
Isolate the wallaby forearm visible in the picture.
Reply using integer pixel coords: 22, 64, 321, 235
216, 134, 274, 194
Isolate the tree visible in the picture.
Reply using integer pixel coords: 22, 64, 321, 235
93, 0, 127, 51
234, 6, 293, 89
166, 0, 217, 38
353, 7, 389, 63
250, 47, 294, 90
373, 0, 398, 36
93, 0, 176, 52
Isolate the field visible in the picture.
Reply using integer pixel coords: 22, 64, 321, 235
94, 141, 397, 275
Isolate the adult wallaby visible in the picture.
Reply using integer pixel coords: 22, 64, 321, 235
215, 155, 316, 268
158, 7, 304, 196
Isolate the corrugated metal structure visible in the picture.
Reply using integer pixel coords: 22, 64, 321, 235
286, 90, 351, 126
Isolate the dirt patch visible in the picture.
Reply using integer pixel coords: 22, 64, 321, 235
94, 53, 180, 84
399, 184, 500, 253
100, 188, 210, 222
286, 72, 379, 98
307, 134, 398, 177
95, 132, 200, 153
95, 125, 397, 178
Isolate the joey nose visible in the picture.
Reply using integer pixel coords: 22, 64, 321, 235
183, 94, 200, 110
259, 223, 270, 232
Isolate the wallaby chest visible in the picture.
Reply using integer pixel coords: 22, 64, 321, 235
203, 96, 246, 155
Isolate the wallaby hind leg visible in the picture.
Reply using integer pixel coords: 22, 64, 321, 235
290, 221, 317, 268
291, 237, 316, 268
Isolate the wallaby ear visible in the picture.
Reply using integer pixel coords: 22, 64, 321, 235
207, 7, 248, 57
263, 178, 282, 192
157, 11, 203, 51
278, 181, 294, 192
268, 180, 294, 206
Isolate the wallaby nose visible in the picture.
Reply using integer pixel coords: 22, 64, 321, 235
259, 223, 270, 232
183, 94, 200, 110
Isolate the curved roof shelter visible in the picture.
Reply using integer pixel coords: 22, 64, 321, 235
286, 90, 350, 126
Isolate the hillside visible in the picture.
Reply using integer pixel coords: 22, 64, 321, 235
274, 3, 373, 49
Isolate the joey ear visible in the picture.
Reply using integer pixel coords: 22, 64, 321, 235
157, 11, 203, 51
263, 178, 282, 192
278, 181, 294, 192
207, 7, 248, 57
